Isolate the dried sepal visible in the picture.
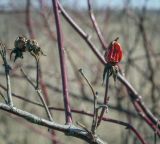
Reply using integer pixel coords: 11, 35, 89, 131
26, 40, 46, 60
10, 36, 46, 62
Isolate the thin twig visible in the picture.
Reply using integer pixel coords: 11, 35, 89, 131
36, 58, 40, 89
97, 69, 109, 127
57, 1, 105, 65
76, 121, 92, 135
0, 90, 8, 104
20, 67, 53, 122
154, 120, 160, 144
0, 43, 13, 106
78, 68, 97, 134
20, 68, 35, 88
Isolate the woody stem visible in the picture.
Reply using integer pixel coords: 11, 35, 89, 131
97, 69, 110, 127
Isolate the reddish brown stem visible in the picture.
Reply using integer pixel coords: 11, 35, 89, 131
52, 0, 72, 124
97, 69, 109, 127
57, 1, 105, 65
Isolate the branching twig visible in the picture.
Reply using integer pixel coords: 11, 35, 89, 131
78, 68, 97, 134
20, 67, 53, 122
57, 1, 105, 65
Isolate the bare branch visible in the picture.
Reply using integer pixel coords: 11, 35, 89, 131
0, 102, 107, 144
78, 68, 97, 134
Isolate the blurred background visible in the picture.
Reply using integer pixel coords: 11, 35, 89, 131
0, 0, 160, 144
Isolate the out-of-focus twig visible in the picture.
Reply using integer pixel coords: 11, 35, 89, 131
87, 0, 107, 50
39, 0, 56, 41
0, 90, 8, 104
138, 8, 156, 114
26, 0, 35, 38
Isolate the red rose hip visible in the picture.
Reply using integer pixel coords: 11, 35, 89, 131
104, 40, 123, 64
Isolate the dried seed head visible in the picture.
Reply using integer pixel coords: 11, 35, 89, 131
14, 36, 26, 51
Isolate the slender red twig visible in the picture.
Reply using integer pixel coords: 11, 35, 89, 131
52, 0, 72, 124
57, 1, 105, 65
